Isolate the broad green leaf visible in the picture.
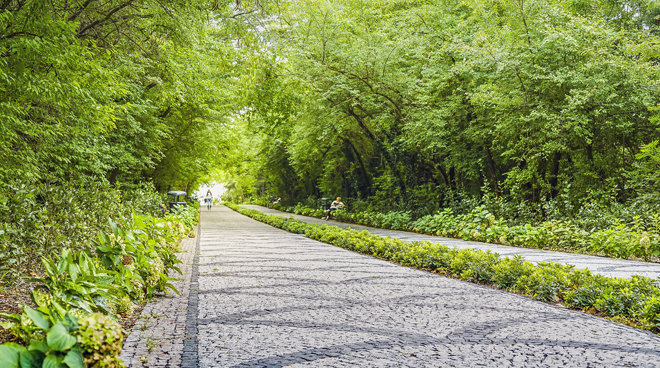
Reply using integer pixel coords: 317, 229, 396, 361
46, 323, 77, 352
0, 321, 16, 330
68, 263, 79, 283
49, 299, 67, 319
62, 346, 84, 368
96, 245, 113, 253
62, 313, 79, 332
109, 218, 119, 235
0, 343, 23, 368
19, 349, 45, 368
24, 307, 50, 330
42, 354, 66, 368
28, 340, 49, 354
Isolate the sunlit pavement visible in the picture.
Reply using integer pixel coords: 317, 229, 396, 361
170, 205, 660, 367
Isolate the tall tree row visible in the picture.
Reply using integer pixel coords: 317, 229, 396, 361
0, 0, 244, 190
232, 0, 660, 213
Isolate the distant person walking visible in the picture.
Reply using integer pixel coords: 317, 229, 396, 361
205, 190, 213, 211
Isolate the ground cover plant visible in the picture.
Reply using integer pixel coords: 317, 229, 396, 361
0, 199, 198, 367
227, 203, 660, 334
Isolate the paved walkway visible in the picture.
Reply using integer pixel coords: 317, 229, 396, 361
121, 233, 197, 367
120, 205, 660, 367
242, 205, 660, 280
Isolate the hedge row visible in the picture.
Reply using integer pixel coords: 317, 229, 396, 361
228, 203, 660, 334
267, 201, 660, 262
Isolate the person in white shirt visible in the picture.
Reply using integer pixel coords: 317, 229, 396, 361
204, 190, 213, 211
325, 197, 344, 220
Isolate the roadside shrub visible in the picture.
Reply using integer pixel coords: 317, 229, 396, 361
0, 308, 125, 368
76, 313, 124, 368
0, 180, 167, 285
0, 195, 196, 366
513, 262, 574, 302
638, 296, 660, 332
267, 201, 660, 261
449, 249, 499, 283
491, 255, 535, 289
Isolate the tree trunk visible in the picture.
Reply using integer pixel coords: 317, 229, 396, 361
484, 146, 499, 195
549, 152, 561, 199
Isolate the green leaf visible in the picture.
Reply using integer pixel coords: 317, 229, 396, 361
49, 299, 67, 319
96, 245, 113, 253
24, 307, 50, 331
164, 282, 180, 295
0, 313, 21, 323
68, 264, 79, 283
20, 349, 45, 368
47, 323, 77, 352
0, 321, 16, 330
42, 354, 66, 368
56, 263, 67, 276
60, 282, 84, 293
62, 346, 84, 368
42, 259, 57, 278
78, 253, 91, 275
0, 343, 23, 368
109, 218, 119, 235
28, 340, 49, 354
61, 249, 70, 261
62, 313, 78, 332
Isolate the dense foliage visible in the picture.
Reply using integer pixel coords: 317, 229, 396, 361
225, 0, 660, 225
0, 0, 251, 191
0, 203, 197, 367
0, 181, 166, 283
267, 200, 660, 261
228, 204, 660, 334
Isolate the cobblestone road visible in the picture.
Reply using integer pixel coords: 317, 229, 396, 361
243, 205, 660, 280
172, 206, 660, 368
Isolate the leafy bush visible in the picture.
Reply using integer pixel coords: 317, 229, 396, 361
0, 180, 167, 284
270, 201, 660, 261
76, 314, 124, 368
512, 262, 574, 302
0, 307, 88, 368
228, 203, 660, 334
29, 249, 119, 316
491, 256, 535, 289
0, 308, 125, 368
0, 194, 196, 366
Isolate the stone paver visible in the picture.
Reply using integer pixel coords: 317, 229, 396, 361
120, 231, 198, 367
243, 205, 660, 280
186, 206, 660, 367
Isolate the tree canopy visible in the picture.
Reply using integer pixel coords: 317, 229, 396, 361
226, 0, 660, 214
4, 0, 660, 210
0, 0, 249, 191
